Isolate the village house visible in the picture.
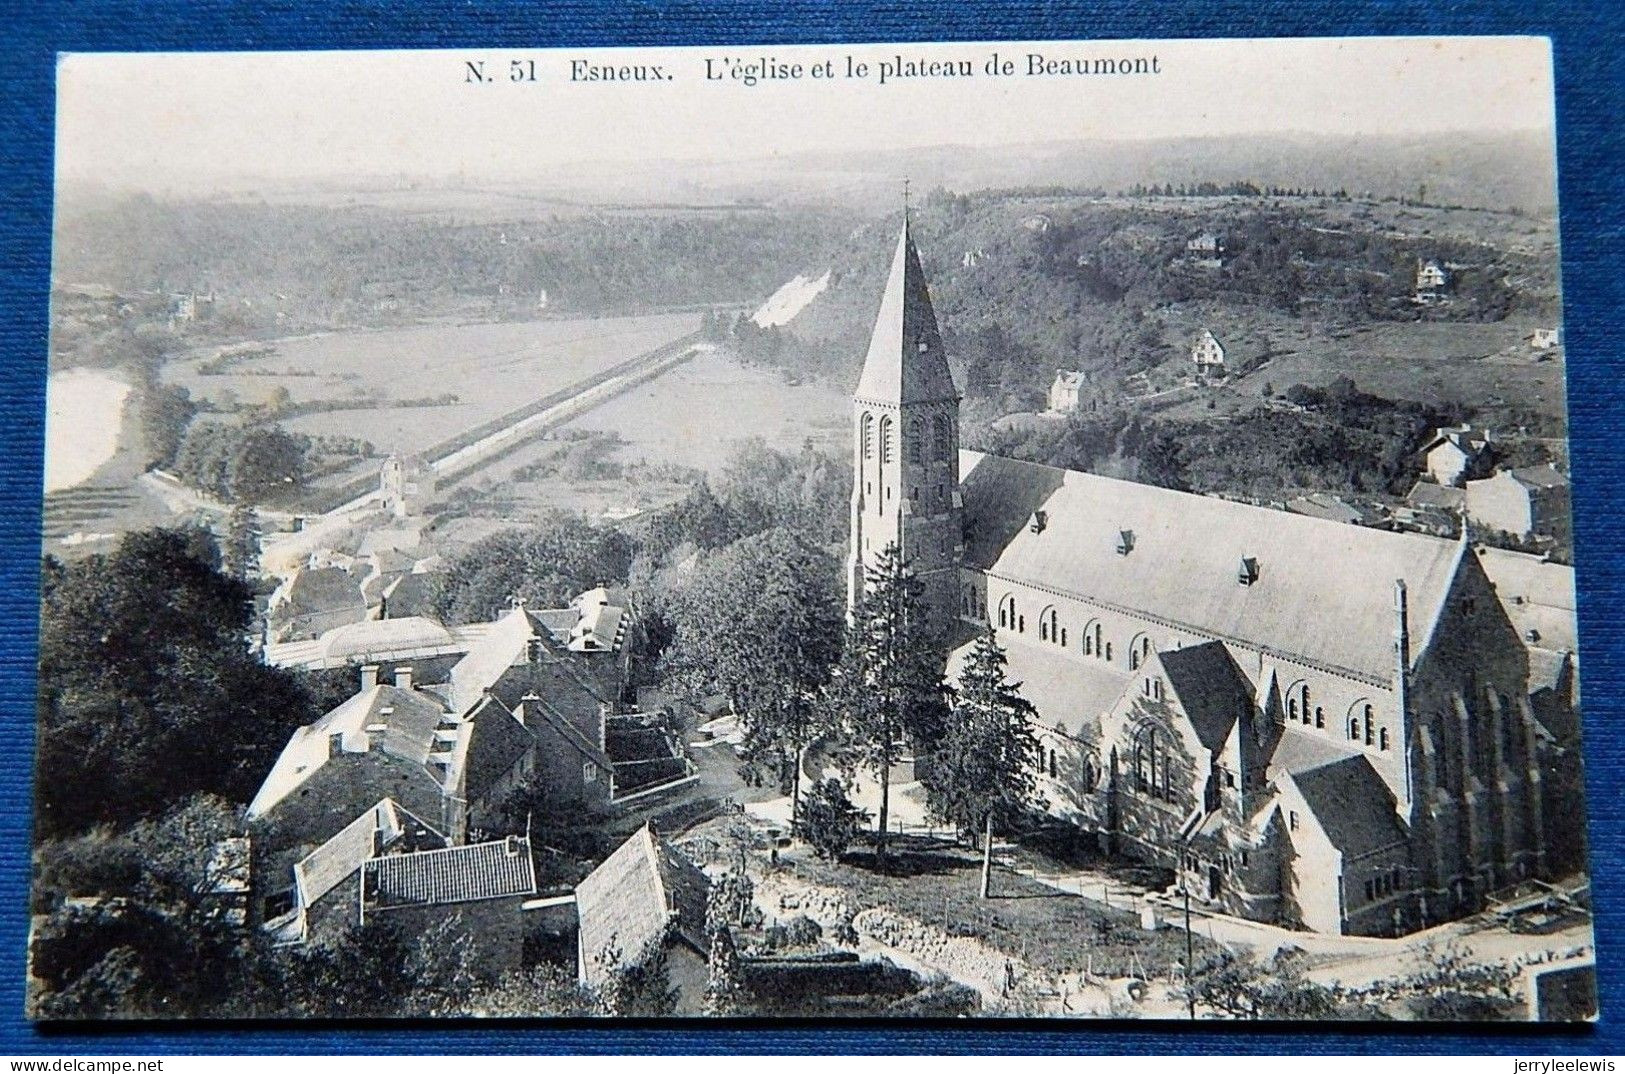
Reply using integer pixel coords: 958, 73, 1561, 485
573, 824, 711, 1011
1421, 424, 1493, 488
380, 454, 439, 519
1284, 492, 1381, 527
1190, 330, 1227, 379
1466, 465, 1571, 540
850, 221, 1570, 936
248, 598, 691, 925
1416, 259, 1450, 299
1529, 328, 1561, 351
1045, 370, 1091, 415
1185, 232, 1225, 268
266, 564, 369, 643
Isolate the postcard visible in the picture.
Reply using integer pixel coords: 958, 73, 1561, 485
32, 35, 1593, 1022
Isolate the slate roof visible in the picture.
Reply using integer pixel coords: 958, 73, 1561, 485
445, 605, 554, 715
958, 450, 1465, 683
461, 693, 537, 803
853, 222, 959, 406
363, 835, 538, 910
293, 798, 446, 910
1286, 754, 1408, 859
246, 683, 452, 818
281, 567, 367, 617
575, 825, 710, 989
1157, 643, 1255, 752
1476, 546, 1577, 654
950, 637, 1125, 738
1508, 464, 1569, 491
1407, 481, 1466, 511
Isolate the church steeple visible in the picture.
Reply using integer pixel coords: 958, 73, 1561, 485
853, 218, 959, 408
847, 213, 963, 636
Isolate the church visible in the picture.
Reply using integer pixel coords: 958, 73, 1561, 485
847, 220, 1565, 937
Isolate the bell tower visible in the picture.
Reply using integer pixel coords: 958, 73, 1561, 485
846, 211, 963, 637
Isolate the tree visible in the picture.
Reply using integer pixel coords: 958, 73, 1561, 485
796, 778, 867, 862
138, 380, 197, 469
922, 629, 1041, 895
36, 530, 318, 836
659, 528, 843, 818
593, 932, 679, 1017
702, 928, 750, 1016
828, 543, 949, 864
428, 512, 634, 624
222, 502, 261, 583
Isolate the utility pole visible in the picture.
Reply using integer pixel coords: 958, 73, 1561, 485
1183, 882, 1196, 1020
980, 811, 993, 899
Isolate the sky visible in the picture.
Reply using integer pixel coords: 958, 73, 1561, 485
55, 35, 1556, 193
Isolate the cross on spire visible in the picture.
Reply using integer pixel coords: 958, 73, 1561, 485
902, 177, 910, 218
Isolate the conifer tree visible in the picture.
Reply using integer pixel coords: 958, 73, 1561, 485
923, 628, 1041, 896
828, 543, 948, 864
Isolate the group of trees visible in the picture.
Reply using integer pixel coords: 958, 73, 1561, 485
168, 420, 311, 503
427, 511, 636, 624
36, 528, 323, 838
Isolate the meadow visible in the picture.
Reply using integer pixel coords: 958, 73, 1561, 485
164, 312, 699, 457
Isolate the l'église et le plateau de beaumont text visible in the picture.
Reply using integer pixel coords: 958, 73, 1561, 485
552, 52, 1162, 86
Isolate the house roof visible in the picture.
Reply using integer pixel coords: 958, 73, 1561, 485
958, 451, 1464, 683
362, 835, 538, 910
279, 567, 367, 617
1285, 754, 1408, 859
1052, 370, 1086, 390
575, 824, 710, 989
378, 572, 437, 619
461, 693, 537, 804
1508, 464, 1569, 491
293, 798, 446, 910
1407, 481, 1466, 511
246, 682, 451, 818
318, 615, 457, 662
445, 605, 553, 715
1476, 546, 1577, 654
853, 222, 959, 406
1423, 424, 1488, 455
1285, 493, 1364, 526
1156, 642, 1255, 752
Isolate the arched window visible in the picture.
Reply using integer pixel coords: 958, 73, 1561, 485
933, 415, 951, 460
1314, 707, 1325, 729
1130, 633, 1153, 671
1379, 727, 1390, 751
906, 419, 922, 464
1082, 619, 1099, 656
1047, 749, 1058, 779
1080, 755, 1099, 792
860, 412, 875, 460
879, 416, 894, 465
1298, 684, 1311, 723
1349, 715, 1362, 742
1105, 641, 1114, 662
1040, 606, 1059, 645
997, 594, 1017, 631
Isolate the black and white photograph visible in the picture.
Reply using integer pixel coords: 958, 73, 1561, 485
30, 35, 1594, 1022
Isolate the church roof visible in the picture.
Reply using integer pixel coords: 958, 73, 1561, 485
959, 451, 1464, 684
1156, 643, 1254, 752
853, 221, 959, 406
1285, 754, 1408, 859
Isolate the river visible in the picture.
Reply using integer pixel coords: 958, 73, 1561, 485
45, 368, 132, 493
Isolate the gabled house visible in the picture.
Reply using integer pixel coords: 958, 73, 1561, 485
1190, 330, 1227, 378
1421, 424, 1492, 487
267, 566, 369, 642
1466, 465, 1570, 539
1416, 259, 1450, 298
574, 824, 711, 1011
1048, 370, 1087, 414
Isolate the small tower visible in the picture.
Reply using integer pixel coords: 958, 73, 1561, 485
846, 213, 963, 637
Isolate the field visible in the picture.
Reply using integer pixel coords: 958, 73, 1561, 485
1152, 311, 1568, 426
561, 351, 850, 474
164, 312, 699, 457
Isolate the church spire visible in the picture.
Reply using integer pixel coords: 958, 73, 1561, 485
853, 215, 959, 407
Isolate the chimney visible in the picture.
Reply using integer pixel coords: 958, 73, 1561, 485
517, 692, 543, 726
360, 664, 380, 690
394, 666, 414, 691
